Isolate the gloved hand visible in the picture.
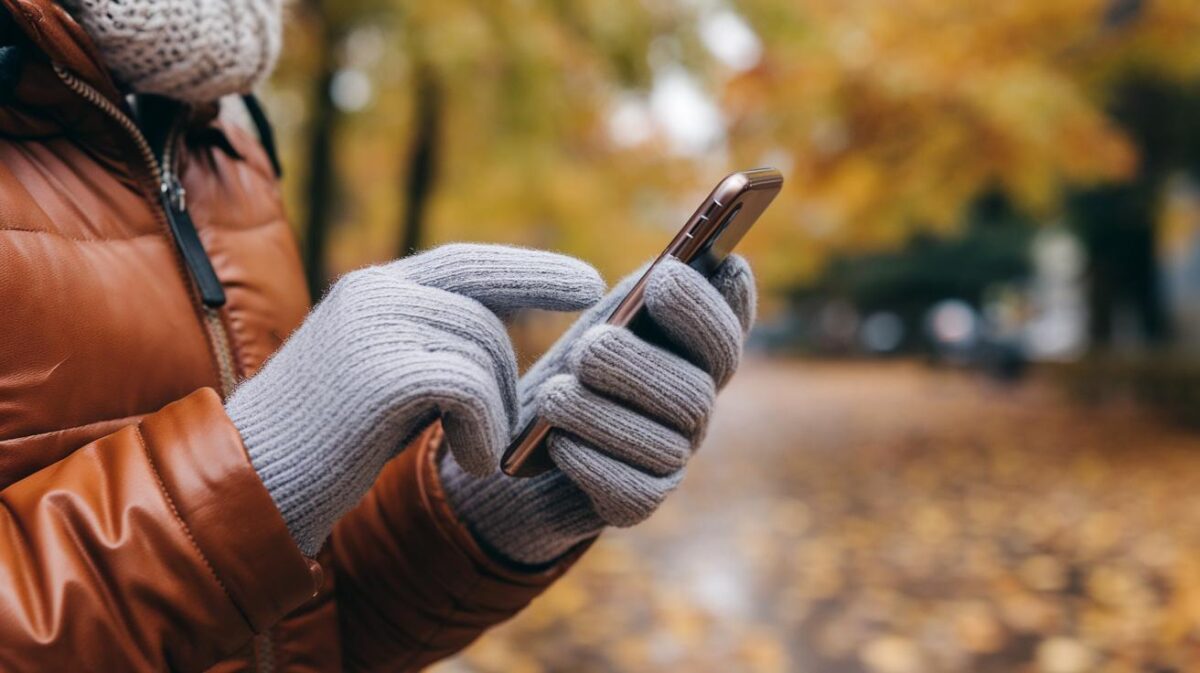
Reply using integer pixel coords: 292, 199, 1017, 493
226, 244, 605, 556
441, 255, 755, 565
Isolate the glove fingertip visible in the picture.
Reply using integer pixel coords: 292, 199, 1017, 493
566, 324, 617, 373
540, 254, 606, 311
644, 257, 709, 312
442, 422, 503, 476
711, 255, 757, 333
549, 435, 677, 528
448, 444, 498, 477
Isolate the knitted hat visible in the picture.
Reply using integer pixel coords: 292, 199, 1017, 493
62, 0, 283, 103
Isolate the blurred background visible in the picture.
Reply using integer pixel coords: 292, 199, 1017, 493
262, 0, 1200, 670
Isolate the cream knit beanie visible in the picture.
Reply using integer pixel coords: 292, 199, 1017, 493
62, 0, 283, 103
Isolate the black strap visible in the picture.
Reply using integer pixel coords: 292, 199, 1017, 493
241, 93, 283, 178
134, 94, 180, 156
0, 10, 22, 103
0, 46, 20, 101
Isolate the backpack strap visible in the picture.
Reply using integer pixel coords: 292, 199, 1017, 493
240, 93, 282, 178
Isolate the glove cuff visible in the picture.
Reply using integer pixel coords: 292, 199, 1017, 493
439, 452, 604, 566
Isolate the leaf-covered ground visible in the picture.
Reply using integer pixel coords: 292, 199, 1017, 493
434, 360, 1200, 673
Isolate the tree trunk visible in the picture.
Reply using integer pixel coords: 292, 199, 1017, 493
398, 64, 442, 258
302, 5, 340, 300
1071, 76, 1200, 349
1071, 177, 1168, 349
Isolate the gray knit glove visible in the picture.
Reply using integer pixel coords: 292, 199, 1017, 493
441, 256, 755, 565
226, 244, 605, 556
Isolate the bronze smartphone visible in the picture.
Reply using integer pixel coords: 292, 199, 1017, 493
501, 167, 784, 477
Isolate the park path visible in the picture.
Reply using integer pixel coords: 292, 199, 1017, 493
436, 359, 1200, 673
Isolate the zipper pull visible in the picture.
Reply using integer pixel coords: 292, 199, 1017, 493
163, 174, 187, 211
160, 173, 226, 307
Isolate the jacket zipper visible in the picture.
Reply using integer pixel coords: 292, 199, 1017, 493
254, 632, 276, 673
53, 65, 272, 672
51, 64, 239, 398
158, 117, 228, 308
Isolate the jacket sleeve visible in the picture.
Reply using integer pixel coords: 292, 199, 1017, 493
0, 388, 322, 673
329, 424, 591, 673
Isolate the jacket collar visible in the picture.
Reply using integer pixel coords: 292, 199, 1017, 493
0, 0, 241, 190
2, 0, 123, 105
0, 0, 142, 178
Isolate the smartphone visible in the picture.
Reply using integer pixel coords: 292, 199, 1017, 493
500, 167, 784, 477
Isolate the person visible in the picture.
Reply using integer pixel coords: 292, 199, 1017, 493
0, 0, 756, 671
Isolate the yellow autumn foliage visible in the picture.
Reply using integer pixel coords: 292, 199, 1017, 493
269, 0, 1200, 298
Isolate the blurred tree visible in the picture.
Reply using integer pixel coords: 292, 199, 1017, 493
725, 0, 1200, 298
280, 0, 395, 297
1069, 78, 1200, 346
297, 0, 338, 298
397, 61, 439, 257
273, 0, 702, 295
269, 0, 1200, 311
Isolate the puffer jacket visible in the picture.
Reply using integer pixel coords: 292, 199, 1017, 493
0, 1, 580, 671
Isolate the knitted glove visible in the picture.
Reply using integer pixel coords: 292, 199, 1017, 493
226, 244, 604, 556
62, 0, 282, 102
441, 255, 755, 565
